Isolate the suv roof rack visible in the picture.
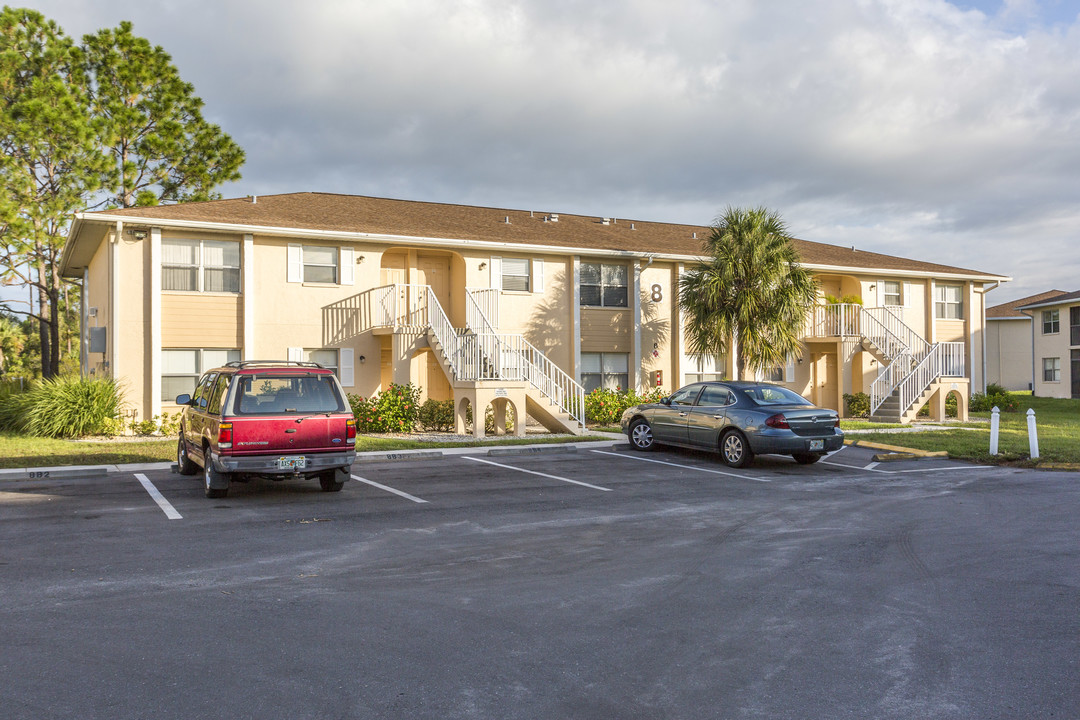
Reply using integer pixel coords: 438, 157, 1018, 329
223, 360, 326, 369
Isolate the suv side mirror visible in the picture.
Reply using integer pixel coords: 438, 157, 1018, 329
175, 393, 192, 406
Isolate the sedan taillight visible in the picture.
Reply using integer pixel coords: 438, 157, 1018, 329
217, 422, 233, 449
346, 418, 356, 444
765, 414, 790, 429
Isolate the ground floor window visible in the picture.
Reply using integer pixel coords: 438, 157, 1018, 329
304, 348, 339, 377
581, 352, 629, 392
1042, 357, 1060, 383
162, 348, 240, 401
685, 355, 725, 385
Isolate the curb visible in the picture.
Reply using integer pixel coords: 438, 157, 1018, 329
0, 439, 623, 481
845, 438, 948, 458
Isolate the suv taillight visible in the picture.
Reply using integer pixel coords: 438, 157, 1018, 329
346, 419, 356, 444
218, 422, 233, 449
764, 414, 790, 429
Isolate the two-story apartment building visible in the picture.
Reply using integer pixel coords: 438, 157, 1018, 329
59, 193, 1008, 436
1017, 291, 1080, 399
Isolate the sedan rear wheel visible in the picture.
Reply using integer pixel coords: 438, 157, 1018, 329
720, 430, 754, 468
629, 419, 655, 451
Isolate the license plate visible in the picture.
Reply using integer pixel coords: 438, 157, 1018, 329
277, 456, 306, 470
809, 440, 824, 451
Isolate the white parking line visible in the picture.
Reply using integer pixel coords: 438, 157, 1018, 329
590, 449, 768, 482
134, 473, 182, 520
463, 456, 613, 492
351, 475, 428, 503
865, 462, 881, 471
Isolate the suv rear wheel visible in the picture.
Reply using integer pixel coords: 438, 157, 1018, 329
177, 435, 198, 476
319, 470, 345, 492
203, 446, 230, 498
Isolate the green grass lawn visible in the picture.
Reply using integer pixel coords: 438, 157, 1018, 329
851, 394, 1080, 466
0, 432, 612, 469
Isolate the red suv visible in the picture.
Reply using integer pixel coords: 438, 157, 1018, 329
175, 361, 356, 498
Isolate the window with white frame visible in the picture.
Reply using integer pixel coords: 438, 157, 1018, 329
162, 238, 240, 293
1043, 357, 1061, 383
935, 284, 963, 319
1042, 309, 1060, 335
304, 348, 339, 376
302, 245, 338, 284
581, 352, 629, 392
883, 280, 902, 306
684, 355, 725, 384
580, 262, 628, 307
162, 348, 240, 401
1071, 307, 1080, 346
501, 258, 531, 292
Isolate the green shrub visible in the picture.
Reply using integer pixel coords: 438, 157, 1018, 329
585, 387, 666, 425
418, 398, 455, 432
0, 375, 126, 438
970, 391, 1018, 412
348, 383, 421, 433
843, 392, 870, 417
128, 411, 181, 436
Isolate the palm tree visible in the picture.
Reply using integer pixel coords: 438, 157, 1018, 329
678, 206, 818, 381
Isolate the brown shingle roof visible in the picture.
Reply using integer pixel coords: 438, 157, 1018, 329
987, 290, 1070, 318
1015, 289, 1080, 312
78, 192, 1005, 278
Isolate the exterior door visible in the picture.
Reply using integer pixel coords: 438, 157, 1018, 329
417, 254, 451, 318
1072, 349, 1079, 399
380, 252, 408, 325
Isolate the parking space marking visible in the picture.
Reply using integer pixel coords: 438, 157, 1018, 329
134, 473, 182, 520
865, 462, 881, 471
351, 475, 428, 503
463, 456, 613, 492
589, 449, 768, 482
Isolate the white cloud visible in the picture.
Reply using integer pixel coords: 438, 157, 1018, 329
17, 0, 1080, 304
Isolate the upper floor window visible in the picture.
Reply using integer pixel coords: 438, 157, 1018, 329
580, 262, 628, 307
1071, 307, 1079, 346
287, 244, 354, 285
1042, 309, 1060, 335
501, 258, 531, 292
935, 284, 963, 320
882, 280, 901, 306
162, 239, 240, 293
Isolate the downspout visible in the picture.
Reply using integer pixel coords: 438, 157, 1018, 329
974, 282, 999, 393
111, 220, 121, 380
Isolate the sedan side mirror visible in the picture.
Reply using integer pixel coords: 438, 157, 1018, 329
175, 393, 192, 406
660, 397, 672, 406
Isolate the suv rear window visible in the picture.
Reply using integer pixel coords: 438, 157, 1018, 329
231, 373, 347, 415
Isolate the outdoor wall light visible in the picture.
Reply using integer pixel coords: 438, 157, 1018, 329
357, 355, 366, 364
479, 261, 487, 270
356, 255, 365, 264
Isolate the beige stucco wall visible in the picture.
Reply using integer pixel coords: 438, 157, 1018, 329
1030, 302, 1077, 399
986, 318, 1033, 391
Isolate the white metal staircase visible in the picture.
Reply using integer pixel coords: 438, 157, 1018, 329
810, 304, 965, 422
372, 284, 586, 433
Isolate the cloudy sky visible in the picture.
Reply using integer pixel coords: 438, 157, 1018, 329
21, 0, 1080, 304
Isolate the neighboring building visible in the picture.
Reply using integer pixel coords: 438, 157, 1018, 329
59, 193, 1009, 435
1018, 290, 1080, 399
986, 290, 1068, 392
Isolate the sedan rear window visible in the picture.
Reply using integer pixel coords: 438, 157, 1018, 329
742, 385, 812, 406
232, 374, 347, 415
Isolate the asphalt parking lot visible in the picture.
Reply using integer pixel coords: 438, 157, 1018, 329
1, 443, 1078, 719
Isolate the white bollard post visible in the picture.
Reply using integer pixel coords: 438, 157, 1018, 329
989, 406, 1000, 455
1026, 408, 1039, 460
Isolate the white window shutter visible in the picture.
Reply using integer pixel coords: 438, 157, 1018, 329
532, 258, 544, 293
288, 347, 303, 362
903, 282, 912, 308
490, 257, 502, 290
340, 246, 355, 285
785, 357, 795, 383
339, 348, 354, 387
287, 244, 302, 283
876, 281, 884, 307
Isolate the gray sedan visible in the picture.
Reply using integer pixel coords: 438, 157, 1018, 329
620, 381, 844, 467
